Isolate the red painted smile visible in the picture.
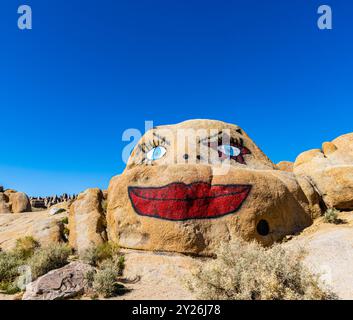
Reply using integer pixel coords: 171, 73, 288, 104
128, 182, 251, 221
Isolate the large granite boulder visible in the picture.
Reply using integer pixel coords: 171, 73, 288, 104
107, 119, 317, 255
68, 188, 107, 253
0, 210, 67, 251
0, 189, 31, 213
294, 133, 353, 210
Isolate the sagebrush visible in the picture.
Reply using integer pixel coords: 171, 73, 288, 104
186, 238, 337, 300
80, 242, 120, 267
84, 244, 126, 298
28, 243, 72, 279
1, 238, 71, 294
324, 208, 340, 224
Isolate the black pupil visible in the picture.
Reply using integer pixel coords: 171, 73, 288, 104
257, 220, 270, 236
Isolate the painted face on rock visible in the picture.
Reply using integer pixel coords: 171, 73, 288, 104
108, 120, 312, 254
126, 124, 260, 221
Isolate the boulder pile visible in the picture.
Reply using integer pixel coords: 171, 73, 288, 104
0, 188, 31, 214
30, 194, 77, 209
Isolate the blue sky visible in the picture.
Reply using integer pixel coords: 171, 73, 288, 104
0, 0, 352, 196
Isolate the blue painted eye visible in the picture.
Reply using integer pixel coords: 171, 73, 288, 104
146, 146, 167, 161
218, 145, 241, 157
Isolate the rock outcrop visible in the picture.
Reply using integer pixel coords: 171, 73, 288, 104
277, 161, 294, 173
107, 119, 317, 255
0, 189, 31, 213
23, 262, 93, 300
69, 188, 107, 253
30, 194, 77, 210
0, 210, 67, 251
294, 133, 353, 210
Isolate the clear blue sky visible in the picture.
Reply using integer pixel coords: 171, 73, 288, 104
0, 0, 352, 196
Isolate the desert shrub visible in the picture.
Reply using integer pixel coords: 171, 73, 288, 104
61, 217, 69, 225
80, 243, 120, 267
101, 199, 108, 213
98, 255, 125, 276
13, 236, 40, 260
84, 249, 125, 298
186, 238, 336, 300
92, 256, 125, 298
28, 243, 72, 280
0, 280, 21, 294
324, 208, 340, 224
0, 251, 24, 294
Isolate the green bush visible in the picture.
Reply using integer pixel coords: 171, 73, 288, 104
186, 238, 337, 300
1, 239, 73, 294
28, 243, 72, 280
61, 217, 69, 225
84, 247, 126, 298
324, 208, 340, 224
0, 280, 21, 295
0, 251, 23, 294
0, 246, 30, 294
92, 256, 125, 298
80, 243, 120, 267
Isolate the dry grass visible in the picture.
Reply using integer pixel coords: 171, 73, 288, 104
186, 238, 337, 300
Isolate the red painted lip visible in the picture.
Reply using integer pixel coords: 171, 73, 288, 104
128, 182, 251, 221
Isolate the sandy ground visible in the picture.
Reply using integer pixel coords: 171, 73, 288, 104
285, 211, 353, 299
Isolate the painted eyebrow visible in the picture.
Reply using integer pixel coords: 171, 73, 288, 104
198, 132, 220, 143
153, 133, 171, 145
199, 129, 243, 144
199, 131, 234, 144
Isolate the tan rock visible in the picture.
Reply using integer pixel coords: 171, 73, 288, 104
107, 119, 315, 255
69, 188, 107, 253
276, 161, 294, 172
23, 262, 93, 300
0, 193, 11, 213
294, 133, 353, 210
0, 190, 31, 213
322, 142, 337, 156
8, 192, 31, 213
0, 210, 67, 251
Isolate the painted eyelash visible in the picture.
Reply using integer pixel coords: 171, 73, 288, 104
216, 136, 243, 147
138, 138, 167, 164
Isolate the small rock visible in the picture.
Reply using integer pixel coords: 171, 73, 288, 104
49, 207, 66, 216
22, 262, 94, 300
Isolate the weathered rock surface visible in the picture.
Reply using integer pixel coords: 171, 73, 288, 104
109, 249, 198, 300
0, 210, 67, 251
69, 188, 107, 253
276, 161, 294, 172
0, 189, 31, 213
294, 133, 353, 210
23, 262, 93, 300
8, 192, 31, 213
107, 120, 317, 255
284, 211, 353, 299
